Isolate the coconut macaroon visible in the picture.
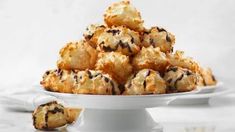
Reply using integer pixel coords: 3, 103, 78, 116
40, 69, 77, 93
72, 70, 120, 95
132, 46, 168, 73
163, 66, 197, 93
167, 50, 200, 73
124, 69, 166, 95
83, 24, 106, 48
142, 26, 175, 53
104, 0, 144, 32
57, 40, 98, 70
96, 52, 133, 84
97, 26, 141, 56
33, 101, 82, 130
197, 67, 217, 86
32, 101, 67, 130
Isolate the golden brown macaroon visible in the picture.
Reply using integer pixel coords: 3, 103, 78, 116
96, 52, 133, 84
132, 46, 168, 73
167, 50, 200, 73
40, 69, 76, 93
197, 67, 217, 86
124, 69, 166, 95
33, 101, 82, 130
97, 26, 141, 56
83, 24, 106, 48
104, 0, 144, 32
163, 66, 197, 93
142, 26, 175, 53
72, 70, 120, 95
32, 101, 67, 130
57, 40, 98, 70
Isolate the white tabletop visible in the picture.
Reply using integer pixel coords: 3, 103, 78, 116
0, 92, 235, 132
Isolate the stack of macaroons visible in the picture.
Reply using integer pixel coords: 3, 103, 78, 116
40, 0, 217, 95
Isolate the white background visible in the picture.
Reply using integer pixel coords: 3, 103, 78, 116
0, 0, 234, 88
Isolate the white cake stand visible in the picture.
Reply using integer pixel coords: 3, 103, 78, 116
42, 88, 199, 132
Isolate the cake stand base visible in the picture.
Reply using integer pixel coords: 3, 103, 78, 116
67, 108, 163, 132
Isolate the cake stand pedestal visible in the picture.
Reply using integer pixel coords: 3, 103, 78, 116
69, 109, 162, 132
42, 88, 199, 132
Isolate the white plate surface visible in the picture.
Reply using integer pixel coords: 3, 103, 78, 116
38, 82, 227, 108
196, 82, 223, 94
38, 86, 199, 109
169, 82, 231, 105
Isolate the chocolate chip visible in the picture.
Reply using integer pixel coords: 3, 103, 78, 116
131, 36, 134, 44
144, 31, 150, 34
58, 70, 63, 79
106, 29, 120, 35
57, 69, 61, 74
74, 75, 77, 79
174, 74, 184, 88
203, 79, 207, 86
98, 25, 105, 28
94, 73, 101, 78
104, 77, 109, 83
45, 71, 50, 75
74, 75, 78, 83
157, 27, 166, 32
110, 81, 116, 95
71, 69, 76, 73
178, 74, 184, 81
43, 106, 64, 130
118, 40, 132, 53
87, 70, 93, 79
44, 112, 49, 129
56, 69, 63, 79
167, 66, 178, 72
212, 75, 216, 81
143, 80, 146, 89
150, 38, 154, 45
167, 78, 172, 83
49, 107, 64, 114
144, 70, 151, 78
100, 41, 105, 45
186, 70, 192, 76
103, 46, 114, 52
101, 40, 133, 53
118, 84, 125, 94
160, 72, 165, 78
133, 72, 137, 78
166, 34, 171, 43
85, 34, 94, 40
171, 47, 174, 52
